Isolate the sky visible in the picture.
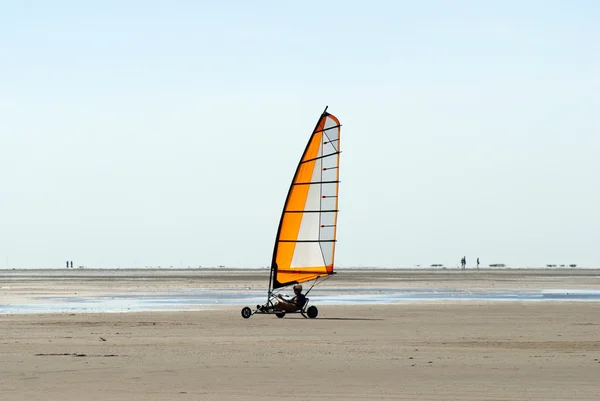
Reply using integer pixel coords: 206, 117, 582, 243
1, 0, 599, 269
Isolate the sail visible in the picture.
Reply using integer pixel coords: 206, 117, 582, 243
271, 108, 341, 289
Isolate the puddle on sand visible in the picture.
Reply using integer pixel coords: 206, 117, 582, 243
2, 288, 600, 314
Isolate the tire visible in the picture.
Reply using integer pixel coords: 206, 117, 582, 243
307, 305, 318, 319
241, 306, 252, 319
275, 312, 286, 318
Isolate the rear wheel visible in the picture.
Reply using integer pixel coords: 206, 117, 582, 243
275, 312, 286, 318
307, 305, 318, 319
241, 307, 252, 319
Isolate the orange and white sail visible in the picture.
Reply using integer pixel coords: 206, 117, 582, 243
271, 107, 341, 289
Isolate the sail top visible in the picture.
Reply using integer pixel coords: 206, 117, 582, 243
271, 109, 341, 289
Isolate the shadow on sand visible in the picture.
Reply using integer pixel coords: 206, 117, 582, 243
285, 317, 384, 321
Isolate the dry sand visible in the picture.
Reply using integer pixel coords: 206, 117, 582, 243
2, 269, 600, 400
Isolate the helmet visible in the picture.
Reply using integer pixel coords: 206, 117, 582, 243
293, 284, 303, 291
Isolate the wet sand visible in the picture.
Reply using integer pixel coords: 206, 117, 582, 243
3, 268, 600, 302
2, 269, 600, 400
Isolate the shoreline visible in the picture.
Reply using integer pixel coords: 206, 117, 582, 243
2, 266, 599, 271
2, 268, 600, 315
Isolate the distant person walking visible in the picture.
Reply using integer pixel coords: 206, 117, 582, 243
477, 257, 480, 269
70, 261, 73, 268
66, 261, 69, 268
461, 256, 466, 269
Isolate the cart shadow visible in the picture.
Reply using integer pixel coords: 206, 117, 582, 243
317, 317, 384, 321
286, 317, 384, 321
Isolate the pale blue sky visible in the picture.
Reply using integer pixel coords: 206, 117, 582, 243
1, 1, 598, 268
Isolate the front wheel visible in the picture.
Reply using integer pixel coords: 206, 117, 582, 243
307, 305, 318, 319
275, 312, 286, 318
241, 306, 252, 319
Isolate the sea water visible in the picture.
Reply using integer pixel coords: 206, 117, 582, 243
2, 287, 600, 314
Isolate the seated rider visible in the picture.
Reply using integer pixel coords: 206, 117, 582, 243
260, 284, 306, 312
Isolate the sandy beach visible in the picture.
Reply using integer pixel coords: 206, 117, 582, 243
2, 269, 600, 400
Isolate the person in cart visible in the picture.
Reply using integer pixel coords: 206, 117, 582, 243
259, 284, 306, 312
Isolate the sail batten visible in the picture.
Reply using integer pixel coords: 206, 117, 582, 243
301, 152, 340, 164
279, 240, 337, 243
284, 210, 338, 213
271, 109, 341, 289
315, 124, 342, 133
292, 180, 340, 185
